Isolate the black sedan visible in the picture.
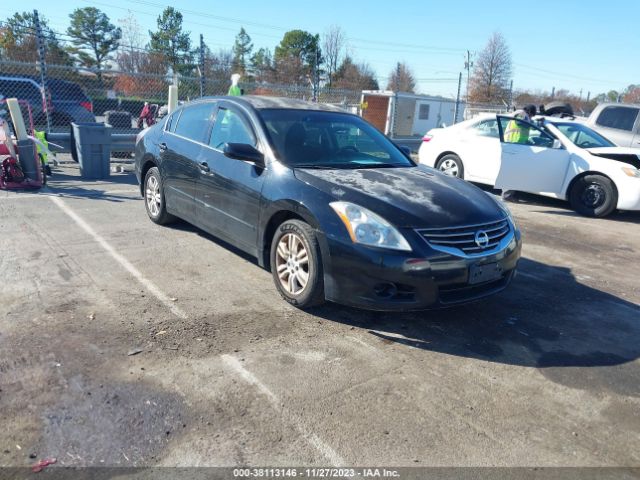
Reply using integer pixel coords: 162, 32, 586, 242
135, 96, 521, 310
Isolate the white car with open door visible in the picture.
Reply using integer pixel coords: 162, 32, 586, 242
419, 114, 640, 217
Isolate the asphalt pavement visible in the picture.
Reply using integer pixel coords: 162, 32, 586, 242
1, 161, 639, 470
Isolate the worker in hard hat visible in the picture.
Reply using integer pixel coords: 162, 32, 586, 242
228, 73, 242, 96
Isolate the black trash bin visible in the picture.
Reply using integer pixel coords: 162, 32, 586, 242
71, 122, 111, 180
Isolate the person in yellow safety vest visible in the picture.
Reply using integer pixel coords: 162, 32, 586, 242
34, 130, 53, 176
502, 104, 537, 202
228, 73, 242, 96
504, 104, 536, 144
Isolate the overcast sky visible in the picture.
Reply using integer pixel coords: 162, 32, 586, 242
25, 0, 639, 98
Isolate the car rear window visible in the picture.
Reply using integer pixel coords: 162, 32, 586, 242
596, 106, 639, 131
173, 103, 216, 142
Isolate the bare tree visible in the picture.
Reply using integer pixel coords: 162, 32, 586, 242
387, 62, 416, 93
469, 32, 512, 104
116, 12, 145, 73
322, 25, 346, 87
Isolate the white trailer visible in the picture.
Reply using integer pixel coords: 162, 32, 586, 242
360, 91, 463, 150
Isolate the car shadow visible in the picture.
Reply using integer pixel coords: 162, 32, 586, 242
308, 257, 640, 380
470, 183, 640, 223
166, 220, 260, 265
163, 217, 639, 394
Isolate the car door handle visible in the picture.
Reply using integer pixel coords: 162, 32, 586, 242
159, 142, 168, 151
198, 161, 210, 172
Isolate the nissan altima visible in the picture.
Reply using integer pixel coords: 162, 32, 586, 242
135, 96, 521, 310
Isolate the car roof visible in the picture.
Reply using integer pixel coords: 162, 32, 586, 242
198, 95, 349, 113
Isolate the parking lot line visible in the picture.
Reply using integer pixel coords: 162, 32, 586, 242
50, 196, 188, 320
221, 354, 345, 467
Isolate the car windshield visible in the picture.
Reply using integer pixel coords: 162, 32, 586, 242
259, 109, 414, 169
553, 122, 615, 149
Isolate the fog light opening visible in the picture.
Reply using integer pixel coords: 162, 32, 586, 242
373, 282, 398, 299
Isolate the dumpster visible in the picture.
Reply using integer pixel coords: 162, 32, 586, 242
71, 122, 111, 180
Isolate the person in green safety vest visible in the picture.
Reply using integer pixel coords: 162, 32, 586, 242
504, 104, 536, 144
34, 130, 53, 176
501, 104, 536, 202
228, 73, 242, 96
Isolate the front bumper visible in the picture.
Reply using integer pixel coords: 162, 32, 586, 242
321, 225, 522, 311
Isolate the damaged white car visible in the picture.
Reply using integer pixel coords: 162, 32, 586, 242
419, 114, 640, 217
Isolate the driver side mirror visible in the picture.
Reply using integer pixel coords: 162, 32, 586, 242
552, 139, 563, 149
223, 143, 265, 167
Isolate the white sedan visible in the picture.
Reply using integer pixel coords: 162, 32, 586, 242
418, 114, 640, 217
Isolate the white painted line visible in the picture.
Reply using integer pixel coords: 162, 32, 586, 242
50, 196, 187, 319
221, 354, 345, 467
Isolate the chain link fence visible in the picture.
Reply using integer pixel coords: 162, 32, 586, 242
0, 57, 364, 134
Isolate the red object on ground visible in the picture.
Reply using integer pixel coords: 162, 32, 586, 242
0, 154, 42, 190
31, 457, 57, 473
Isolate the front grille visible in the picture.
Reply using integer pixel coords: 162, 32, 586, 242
417, 218, 511, 257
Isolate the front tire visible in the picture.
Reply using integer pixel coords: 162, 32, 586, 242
436, 154, 464, 179
270, 220, 325, 309
569, 174, 617, 218
144, 166, 175, 225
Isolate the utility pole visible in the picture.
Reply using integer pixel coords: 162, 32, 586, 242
464, 50, 473, 102
551, 86, 556, 99
508, 79, 514, 109
454, 72, 462, 124
579, 88, 583, 101
199, 34, 205, 97
586, 91, 591, 103
33, 10, 51, 133
315, 45, 321, 102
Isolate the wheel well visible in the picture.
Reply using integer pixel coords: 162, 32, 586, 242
139, 157, 157, 196
565, 171, 618, 201
262, 210, 306, 270
435, 151, 459, 165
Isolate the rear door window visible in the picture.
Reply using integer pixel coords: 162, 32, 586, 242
596, 106, 639, 132
473, 119, 499, 138
173, 103, 216, 143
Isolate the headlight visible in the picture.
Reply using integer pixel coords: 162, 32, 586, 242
330, 201, 412, 252
622, 167, 640, 178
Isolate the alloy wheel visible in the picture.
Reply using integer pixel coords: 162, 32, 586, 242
275, 233, 310, 295
146, 175, 162, 217
440, 159, 459, 177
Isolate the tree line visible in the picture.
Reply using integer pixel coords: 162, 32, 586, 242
0, 7, 421, 94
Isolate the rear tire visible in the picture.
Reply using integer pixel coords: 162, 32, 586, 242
144, 166, 175, 225
436, 154, 464, 179
270, 220, 325, 309
569, 174, 617, 218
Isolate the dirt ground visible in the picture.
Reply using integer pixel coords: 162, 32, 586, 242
1, 160, 639, 470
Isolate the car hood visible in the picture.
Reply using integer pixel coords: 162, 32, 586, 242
586, 147, 640, 169
294, 165, 505, 228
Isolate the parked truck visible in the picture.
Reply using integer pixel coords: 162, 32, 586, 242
360, 91, 464, 152
582, 103, 640, 148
